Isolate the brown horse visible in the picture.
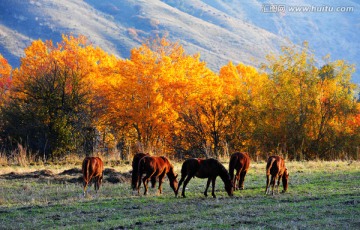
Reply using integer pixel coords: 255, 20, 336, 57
176, 158, 233, 198
137, 156, 178, 196
229, 152, 251, 190
131, 153, 150, 190
82, 156, 104, 196
265, 155, 289, 195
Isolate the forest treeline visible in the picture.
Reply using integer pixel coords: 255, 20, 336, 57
0, 35, 359, 161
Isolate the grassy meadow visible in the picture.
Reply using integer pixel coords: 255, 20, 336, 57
0, 160, 359, 229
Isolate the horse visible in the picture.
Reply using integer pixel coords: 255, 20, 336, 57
137, 156, 178, 196
131, 152, 150, 190
265, 155, 289, 195
229, 152, 251, 190
176, 158, 233, 198
82, 156, 104, 196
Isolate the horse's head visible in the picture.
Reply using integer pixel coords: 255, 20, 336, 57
282, 168, 289, 193
170, 173, 179, 195
225, 181, 234, 197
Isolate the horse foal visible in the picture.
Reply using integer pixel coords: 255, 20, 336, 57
265, 155, 289, 195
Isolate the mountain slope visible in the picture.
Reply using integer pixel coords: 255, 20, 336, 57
0, 0, 358, 82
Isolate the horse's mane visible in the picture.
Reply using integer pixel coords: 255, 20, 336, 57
216, 160, 231, 184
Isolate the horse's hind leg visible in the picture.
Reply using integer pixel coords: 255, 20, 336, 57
271, 175, 276, 195
176, 175, 185, 197
151, 176, 157, 188
239, 170, 247, 190
158, 172, 166, 194
94, 179, 98, 193
83, 180, 88, 196
137, 175, 142, 195
235, 170, 241, 190
211, 177, 216, 198
142, 173, 153, 195
182, 176, 192, 198
265, 175, 270, 194
204, 178, 211, 197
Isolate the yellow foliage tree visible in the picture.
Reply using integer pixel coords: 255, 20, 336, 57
0, 54, 12, 106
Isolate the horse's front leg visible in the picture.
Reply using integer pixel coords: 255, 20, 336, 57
276, 175, 282, 194
211, 177, 216, 198
204, 178, 211, 197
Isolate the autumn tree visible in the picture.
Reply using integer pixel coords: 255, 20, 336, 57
219, 62, 271, 158
0, 54, 12, 106
0, 54, 12, 148
2, 35, 112, 159
98, 38, 210, 155
262, 43, 358, 159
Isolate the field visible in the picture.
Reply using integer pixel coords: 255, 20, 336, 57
0, 160, 359, 229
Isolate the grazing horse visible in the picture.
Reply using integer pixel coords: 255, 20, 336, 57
176, 158, 233, 198
229, 152, 251, 190
137, 156, 178, 196
265, 155, 289, 195
131, 153, 150, 190
82, 156, 104, 196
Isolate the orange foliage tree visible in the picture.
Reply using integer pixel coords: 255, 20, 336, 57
1, 35, 359, 161
0, 54, 12, 106
3, 35, 114, 159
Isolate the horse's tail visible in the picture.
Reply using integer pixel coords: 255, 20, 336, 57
137, 158, 145, 192
229, 154, 237, 180
82, 157, 91, 195
131, 159, 139, 190
266, 157, 276, 176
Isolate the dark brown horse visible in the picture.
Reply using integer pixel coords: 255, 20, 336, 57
131, 152, 150, 190
229, 152, 250, 190
176, 158, 233, 198
265, 155, 289, 195
137, 156, 178, 196
82, 156, 104, 196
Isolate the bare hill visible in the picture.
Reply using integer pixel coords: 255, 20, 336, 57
0, 0, 358, 81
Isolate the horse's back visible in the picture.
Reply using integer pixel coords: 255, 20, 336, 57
180, 158, 201, 175
266, 155, 285, 175
133, 153, 149, 169
230, 152, 250, 170
82, 157, 103, 176
139, 156, 170, 173
197, 158, 224, 178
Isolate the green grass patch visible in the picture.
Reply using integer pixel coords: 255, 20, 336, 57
0, 161, 359, 229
